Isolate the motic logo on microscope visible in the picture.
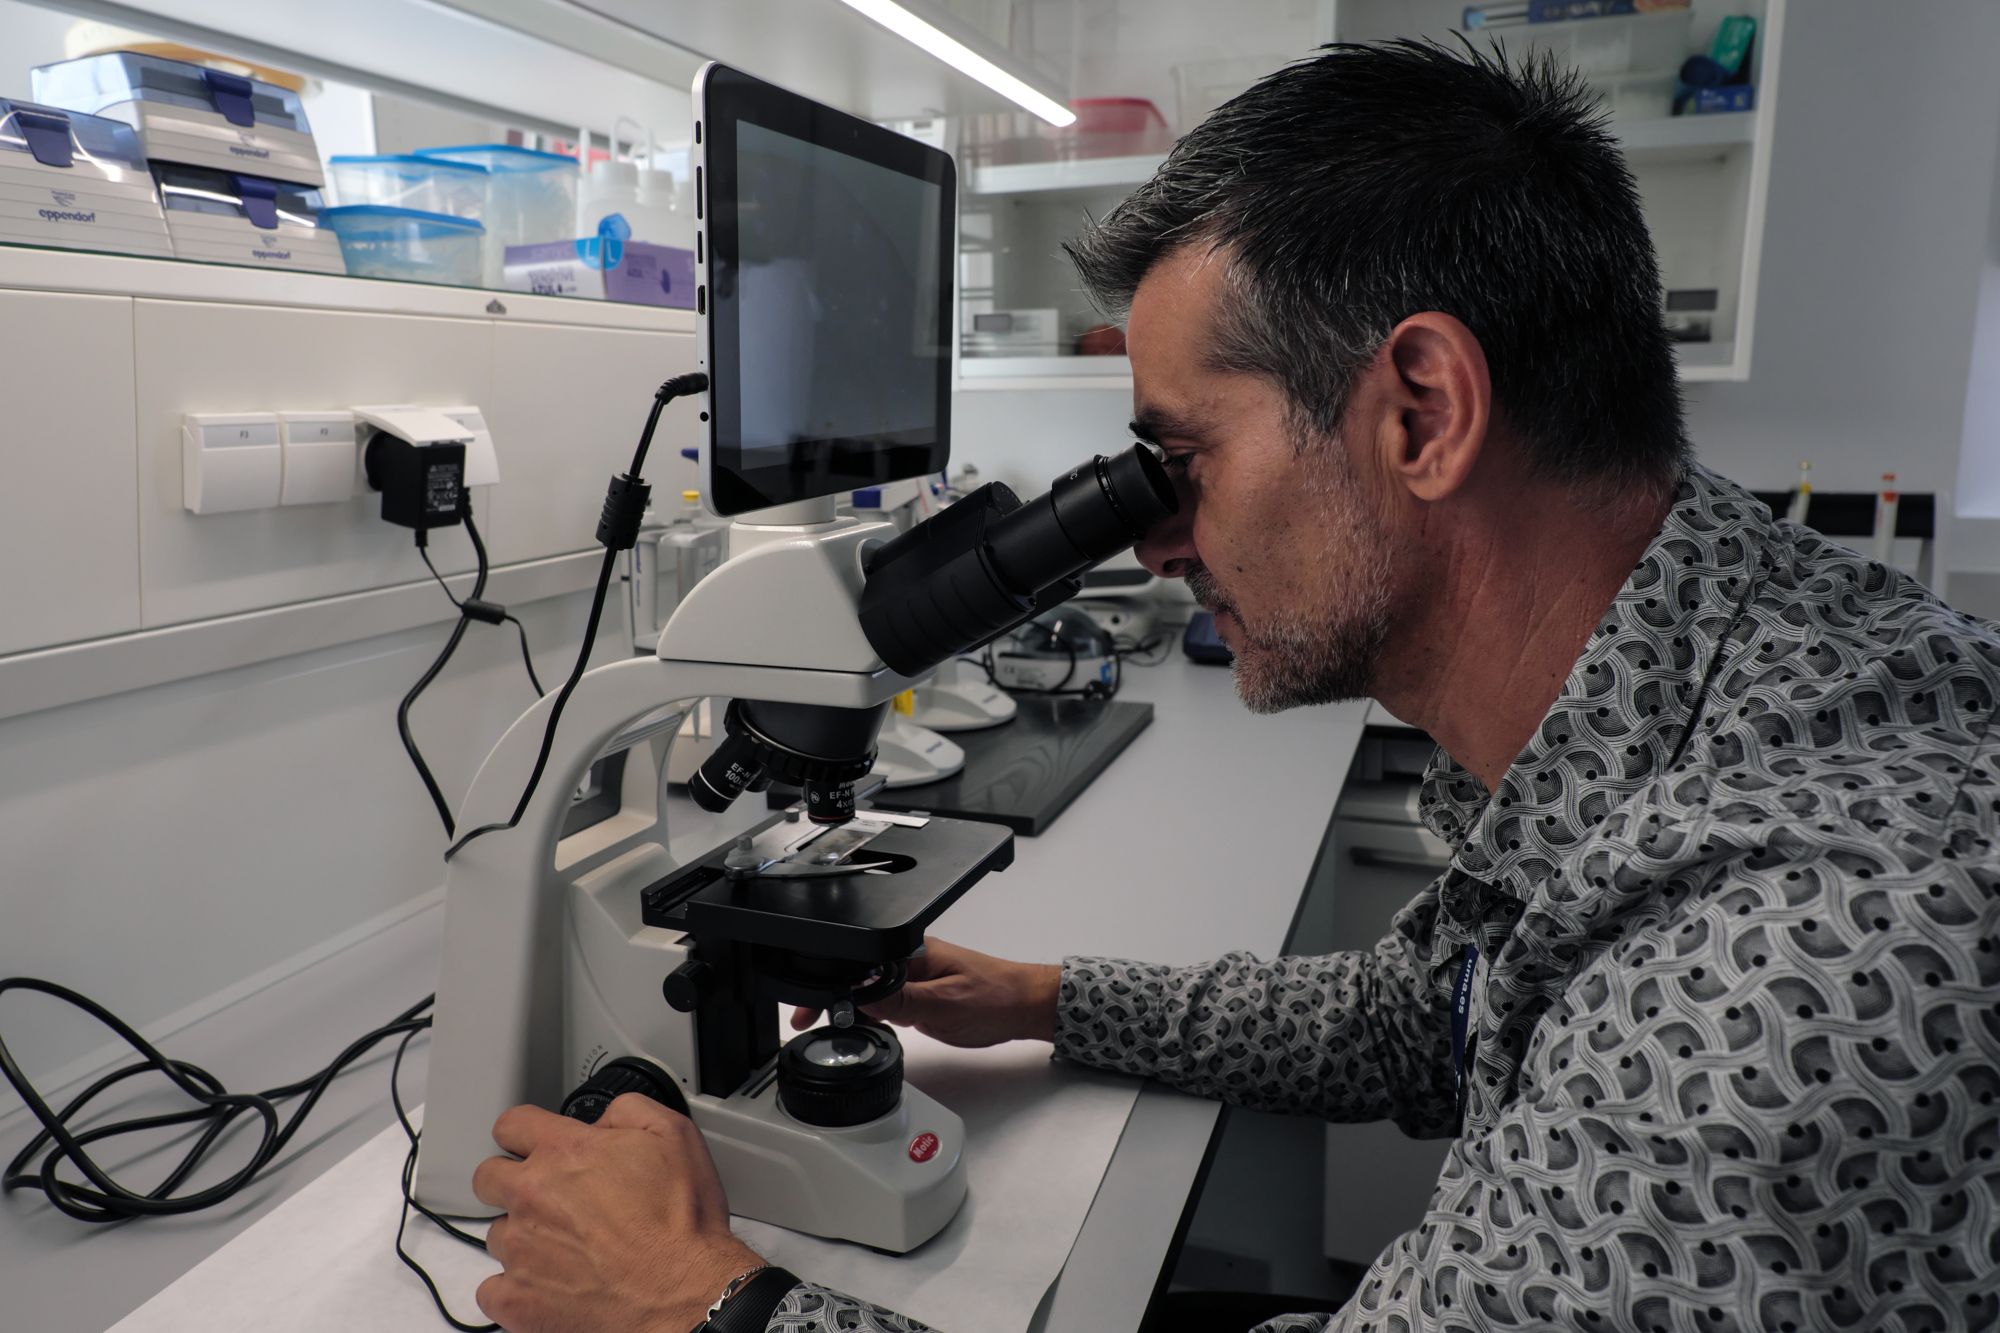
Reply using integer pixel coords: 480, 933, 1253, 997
907, 1132, 940, 1164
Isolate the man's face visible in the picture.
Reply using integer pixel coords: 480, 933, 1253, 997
1127, 247, 1394, 712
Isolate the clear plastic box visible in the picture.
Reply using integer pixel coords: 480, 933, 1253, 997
31, 51, 323, 186
1049, 98, 1173, 161
1172, 55, 1290, 133
1501, 9, 1695, 78
320, 205, 484, 286
328, 155, 487, 220
0, 96, 174, 257
412, 144, 577, 286
154, 163, 344, 273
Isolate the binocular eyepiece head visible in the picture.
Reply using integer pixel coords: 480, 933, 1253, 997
858, 442, 1177, 680
685, 443, 1178, 821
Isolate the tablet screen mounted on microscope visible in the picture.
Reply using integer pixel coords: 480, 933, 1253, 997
693, 62, 955, 516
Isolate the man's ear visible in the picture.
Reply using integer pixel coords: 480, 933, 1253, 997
1369, 312, 1492, 504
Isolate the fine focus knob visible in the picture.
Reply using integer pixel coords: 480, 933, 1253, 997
776, 1024, 903, 1128
560, 1056, 690, 1123
662, 959, 715, 1012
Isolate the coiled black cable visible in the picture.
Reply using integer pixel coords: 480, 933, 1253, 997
0, 979, 433, 1223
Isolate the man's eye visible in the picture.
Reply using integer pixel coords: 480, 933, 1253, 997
1161, 452, 1194, 473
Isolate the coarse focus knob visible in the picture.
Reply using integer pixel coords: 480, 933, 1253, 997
662, 960, 715, 1012
560, 1056, 690, 1123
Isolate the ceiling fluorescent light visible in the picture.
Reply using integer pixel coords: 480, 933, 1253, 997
836, 0, 1076, 127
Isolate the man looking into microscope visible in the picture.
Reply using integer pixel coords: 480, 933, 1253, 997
470, 40, 2000, 1333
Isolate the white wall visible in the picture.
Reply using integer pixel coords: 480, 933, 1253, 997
954, 1, 2000, 564
1681, 0, 2000, 499
0, 274, 696, 1106
1954, 101, 2000, 518
0, 586, 618, 1096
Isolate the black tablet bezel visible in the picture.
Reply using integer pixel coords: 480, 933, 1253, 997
698, 63, 956, 517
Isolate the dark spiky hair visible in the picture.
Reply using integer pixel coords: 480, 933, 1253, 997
1065, 39, 1687, 494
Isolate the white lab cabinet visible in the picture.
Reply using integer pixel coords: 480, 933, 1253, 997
1316, 716, 1458, 1268
956, 0, 1781, 388
485, 320, 702, 567
131, 299, 497, 627
0, 289, 143, 656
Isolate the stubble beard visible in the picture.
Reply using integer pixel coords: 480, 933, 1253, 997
1185, 454, 1394, 715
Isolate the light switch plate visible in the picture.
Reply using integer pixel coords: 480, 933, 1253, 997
437, 405, 499, 488
182, 412, 281, 514
278, 411, 359, 505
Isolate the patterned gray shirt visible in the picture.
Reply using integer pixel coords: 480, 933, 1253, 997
761, 466, 2000, 1332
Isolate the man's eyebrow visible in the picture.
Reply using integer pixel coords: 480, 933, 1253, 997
1129, 408, 1209, 444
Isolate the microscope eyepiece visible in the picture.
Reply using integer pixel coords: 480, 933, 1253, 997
858, 442, 1178, 679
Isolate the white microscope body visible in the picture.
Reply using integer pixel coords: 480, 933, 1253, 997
414, 508, 989, 1252
910, 657, 1016, 732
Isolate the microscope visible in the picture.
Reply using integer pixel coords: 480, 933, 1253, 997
412, 62, 1176, 1253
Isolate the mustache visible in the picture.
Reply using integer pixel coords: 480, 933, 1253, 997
1184, 564, 1234, 615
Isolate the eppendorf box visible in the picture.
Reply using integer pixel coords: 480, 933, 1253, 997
154, 163, 344, 274
0, 97, 172, 256
33, 52, 324, 188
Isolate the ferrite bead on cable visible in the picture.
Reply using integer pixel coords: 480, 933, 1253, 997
597, 473, 652, 551
460, 598, 507, 625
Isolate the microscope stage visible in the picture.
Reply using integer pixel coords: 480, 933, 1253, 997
640, 812, 1014, 963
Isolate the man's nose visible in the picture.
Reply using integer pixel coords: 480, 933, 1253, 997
1135, 474, 1198, 578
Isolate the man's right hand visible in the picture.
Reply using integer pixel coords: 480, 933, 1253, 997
791, 936, 1060, 1047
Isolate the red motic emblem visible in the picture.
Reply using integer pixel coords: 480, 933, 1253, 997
908, 1132, 940, 1163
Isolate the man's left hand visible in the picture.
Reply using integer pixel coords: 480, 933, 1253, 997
471, 1094, 766, 1333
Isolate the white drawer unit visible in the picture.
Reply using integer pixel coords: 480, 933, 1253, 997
1319, 719, 1456, 1269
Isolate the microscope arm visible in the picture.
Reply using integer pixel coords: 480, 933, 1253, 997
415, 516, 914, 1216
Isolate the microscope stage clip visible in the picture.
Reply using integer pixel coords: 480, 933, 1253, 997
722, 813, 915, 881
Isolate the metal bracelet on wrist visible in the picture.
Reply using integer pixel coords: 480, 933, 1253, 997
693, 1264, 769, 1332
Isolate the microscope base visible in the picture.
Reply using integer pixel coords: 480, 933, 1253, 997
872, 711, 965, 787
911, 664, 1016, 733
697, 1075, 967, 1253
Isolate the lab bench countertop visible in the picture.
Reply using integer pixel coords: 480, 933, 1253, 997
0, 656, 1369, 1333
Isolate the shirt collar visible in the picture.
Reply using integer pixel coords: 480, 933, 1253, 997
1417, 464, 1775, 901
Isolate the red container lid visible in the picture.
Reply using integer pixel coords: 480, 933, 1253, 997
1070, 97, 1168, 132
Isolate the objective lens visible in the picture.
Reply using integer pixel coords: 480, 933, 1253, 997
686, 700, 885, 817
688, 732, 768, 813
802, 778, 856, 825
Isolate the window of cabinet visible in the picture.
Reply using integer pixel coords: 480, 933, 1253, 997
956, 0, 1781, 387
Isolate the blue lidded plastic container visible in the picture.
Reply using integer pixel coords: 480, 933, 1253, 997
321, 205, 484, 286
328, 154, 487, 220
31, 52, 323, 186
413, 144, 576, 284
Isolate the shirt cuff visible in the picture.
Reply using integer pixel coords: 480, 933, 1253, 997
766, 1279, 940, 1331
1051, 954, 1167, 1078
